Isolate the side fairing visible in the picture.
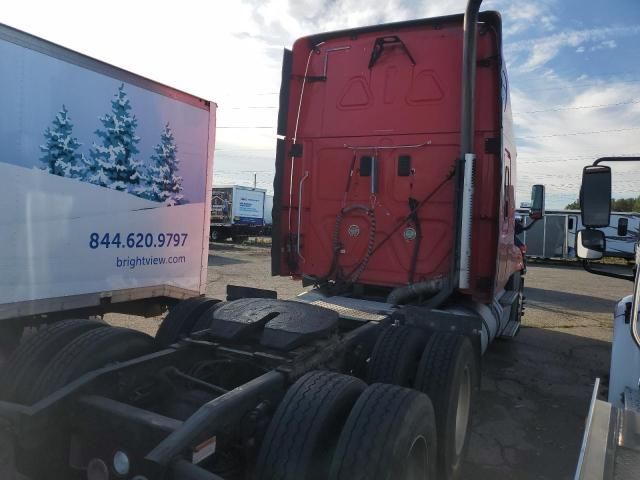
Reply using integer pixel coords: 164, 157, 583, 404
493, 51, 521, 294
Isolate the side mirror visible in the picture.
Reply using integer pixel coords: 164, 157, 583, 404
617, 218, 628, 236
530, 184, 545, 219
576, 229, 605, 260
580, 165, 611, 227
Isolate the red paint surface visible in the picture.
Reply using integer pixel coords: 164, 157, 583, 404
277, 15, 521, 302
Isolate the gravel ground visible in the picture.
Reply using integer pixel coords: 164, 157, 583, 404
105, 245, 630, 480
460, 260, 627, 479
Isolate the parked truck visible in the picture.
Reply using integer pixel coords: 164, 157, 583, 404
262, 194, 274, 236
0, 22, 215, 356
574, 157, 640, 479
516, 208, 639, 260
0, 2, 544, 479
210, 186, 266, 242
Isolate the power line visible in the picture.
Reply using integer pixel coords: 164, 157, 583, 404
215, 148, 274, 152
514, 99, 640, 114
519, 78, 640, 93
214, 170, 274, 174
519, 127, 640, 139
519, 153, 640, 164
518, 150, 639, 157
520, 68, 640, 83
220, 106, 278, 110
217, 126, 275, 129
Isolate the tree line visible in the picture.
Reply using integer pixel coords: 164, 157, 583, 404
565, 196, 640, 212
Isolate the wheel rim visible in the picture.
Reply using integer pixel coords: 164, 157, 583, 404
405, 435, 429, 480
454, 364, 472, 456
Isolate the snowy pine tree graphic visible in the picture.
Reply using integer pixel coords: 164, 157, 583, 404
141, 123, 184, 205
89, 84, 143, 192
40, 105, 85, 179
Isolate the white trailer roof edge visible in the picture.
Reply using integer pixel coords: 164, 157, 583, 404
200, 108, 217, 293
0, 22, 213, 111
213, 185, 268, 192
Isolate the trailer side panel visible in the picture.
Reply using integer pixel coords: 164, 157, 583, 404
0, 23, 214, 319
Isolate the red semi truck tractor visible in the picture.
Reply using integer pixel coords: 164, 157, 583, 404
0, 2, 544, 480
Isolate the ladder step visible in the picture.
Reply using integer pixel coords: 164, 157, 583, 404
499, 290, 519, 306
499, 319, 520, 338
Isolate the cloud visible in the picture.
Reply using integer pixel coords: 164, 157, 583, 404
5, 0, 636, 205
509, 25, 640, 72
591, 39, 617, 50
498, 1, 557, 36
511, 79, 640, 207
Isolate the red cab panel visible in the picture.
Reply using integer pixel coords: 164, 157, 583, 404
274, 13, 516, 303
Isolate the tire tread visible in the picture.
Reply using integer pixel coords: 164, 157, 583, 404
329, 383, 436, 480
367, 326, 426, 386
29, 327, 153, 403
257, 371, 366, 480
0, 319, 105, 402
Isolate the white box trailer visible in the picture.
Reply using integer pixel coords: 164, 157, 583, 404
515, 210, 578, 259
263, 194, 274, 235
210, 185, 266, 241
264, 194, 274, 227
0, 23, 215, 339
516, 209, 639, 260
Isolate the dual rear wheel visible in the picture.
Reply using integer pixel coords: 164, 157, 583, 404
256, 371, 437, 480
257, 326, 478, 480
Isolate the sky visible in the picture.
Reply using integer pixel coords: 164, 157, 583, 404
2, 0, 639, 208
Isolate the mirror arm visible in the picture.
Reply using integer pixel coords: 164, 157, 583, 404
522, 217, 540, 231
593, 156, 640, 166
630, 262, 640, 351
582, 260, 635, 282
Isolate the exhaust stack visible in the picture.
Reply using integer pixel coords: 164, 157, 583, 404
457, 0, 483, 290
460, 0, 483, 157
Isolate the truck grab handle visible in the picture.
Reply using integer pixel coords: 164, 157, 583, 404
631, 261, 640, 351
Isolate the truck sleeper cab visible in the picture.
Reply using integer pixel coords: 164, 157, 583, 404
272, 8, 521, 306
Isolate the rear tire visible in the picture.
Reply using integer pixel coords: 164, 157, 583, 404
21, 327, 154, 480
30, 327, 154, 403
190, 301, 226, 333
0, 323, 24, 359
0, 319, 106, 403
414, 332, 478, 479
329, 383, 437, 480
256, 371, 366, 480
367, 325, 427, 386
341, 323, 382, 379
155, 297, 221, 348
210, 228, 227, 242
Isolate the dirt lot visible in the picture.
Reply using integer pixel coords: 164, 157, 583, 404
109, 244, 631, 480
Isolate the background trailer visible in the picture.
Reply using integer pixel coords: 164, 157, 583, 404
516, 209, 638, 260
